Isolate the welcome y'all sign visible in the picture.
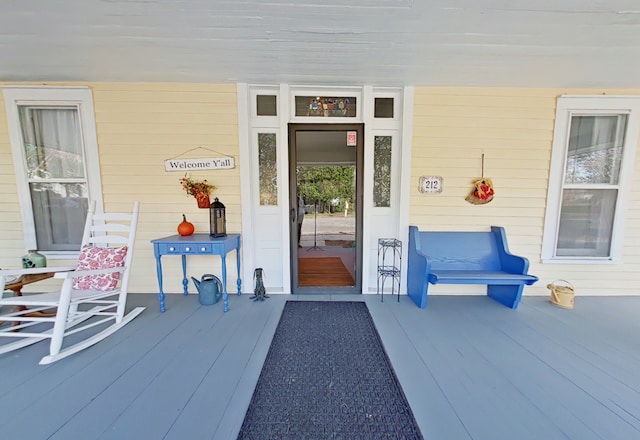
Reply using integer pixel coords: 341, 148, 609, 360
164, 157, 235, 172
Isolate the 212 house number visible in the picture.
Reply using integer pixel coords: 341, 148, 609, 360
419, 176, 443, 194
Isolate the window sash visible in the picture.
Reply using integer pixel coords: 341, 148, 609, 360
564, 114, 626, 185
555, 113, 625, 258
556, 188, 616, 257
18, 106, 89, 251
20, 107, 85, 178
30, 183, 89, 251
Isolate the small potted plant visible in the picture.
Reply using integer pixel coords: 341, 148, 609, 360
179, 174, 216, 208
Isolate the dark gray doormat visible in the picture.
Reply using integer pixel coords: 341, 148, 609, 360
237, 301, 423, 439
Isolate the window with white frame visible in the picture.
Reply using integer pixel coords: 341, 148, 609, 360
542, 96, 640, 262
3, 87, 103, 254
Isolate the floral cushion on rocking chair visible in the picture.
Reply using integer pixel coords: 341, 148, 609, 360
72, 245, 128, 291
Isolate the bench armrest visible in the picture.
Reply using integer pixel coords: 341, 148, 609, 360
491, 226, 530, 275
407, 226, 432, 308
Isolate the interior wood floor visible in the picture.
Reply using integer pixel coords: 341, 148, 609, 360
1, 293, 639, 440
297, 244, 356, 287
298, 256, 355, 286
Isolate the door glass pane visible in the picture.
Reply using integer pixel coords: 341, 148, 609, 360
19, 107, 84, 179
557, 189, 616, 257
295, 129, 357, 290
373, 136, 392, 207
565, 115, 626, 185
258, 133, 278, 205
30, 183, 88, 251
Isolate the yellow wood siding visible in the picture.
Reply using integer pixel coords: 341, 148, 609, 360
410, 87, 640, 296
3, 84, 640, 299
0, 99, 25, 258
0, 83, 240, 297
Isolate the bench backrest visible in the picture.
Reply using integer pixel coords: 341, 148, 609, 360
418, 231, 502, 271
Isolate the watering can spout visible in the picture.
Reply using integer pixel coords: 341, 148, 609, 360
191, 274, 223, 306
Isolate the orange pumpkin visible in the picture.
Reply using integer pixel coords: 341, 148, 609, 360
177, 214, 195, 236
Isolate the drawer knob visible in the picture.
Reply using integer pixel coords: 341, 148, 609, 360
201, 247, 206, 252
185, 247, 191, 251
169, 246, 175, 252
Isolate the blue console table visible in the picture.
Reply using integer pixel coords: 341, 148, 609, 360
151, 233, 241, 313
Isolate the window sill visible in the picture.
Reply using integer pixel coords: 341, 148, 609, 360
41, 251, 80, 261
541, 258, 618, 265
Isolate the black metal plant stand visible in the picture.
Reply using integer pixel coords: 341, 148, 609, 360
377, 238, 402, 302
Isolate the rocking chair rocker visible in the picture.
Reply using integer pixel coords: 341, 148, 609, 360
0, 201, 144, 364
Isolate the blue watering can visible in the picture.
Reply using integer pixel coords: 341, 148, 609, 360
191, 274, 223, 306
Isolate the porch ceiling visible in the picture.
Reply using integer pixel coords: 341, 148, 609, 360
1, 1, 640, 88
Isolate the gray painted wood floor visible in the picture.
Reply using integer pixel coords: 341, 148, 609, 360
1, 292, 639, 440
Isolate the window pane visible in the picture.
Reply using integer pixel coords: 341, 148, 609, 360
256, 95, 277, 116
565, 115, 626, 185
258, 133, 278, 205
294, 96, 357, 117
557, 189, 616, 257
19, 107, 84, 179
374, 98, 394, 118
373, 136, 392, 207
30, 183, 88, 251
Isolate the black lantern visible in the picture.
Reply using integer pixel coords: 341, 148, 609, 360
209, 197, 227, 237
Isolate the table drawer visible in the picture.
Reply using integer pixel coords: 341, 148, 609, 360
157, 243, 213, 254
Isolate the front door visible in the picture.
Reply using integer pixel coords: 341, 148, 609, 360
289, 123, 363, 293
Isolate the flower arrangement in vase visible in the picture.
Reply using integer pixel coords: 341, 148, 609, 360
179, 174, 216, 208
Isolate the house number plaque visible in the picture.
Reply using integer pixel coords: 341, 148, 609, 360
419, 176, 443, 194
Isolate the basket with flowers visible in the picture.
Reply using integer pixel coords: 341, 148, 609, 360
179, 174, 216, 208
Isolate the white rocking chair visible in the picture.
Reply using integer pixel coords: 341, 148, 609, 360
0, 201, 144, 364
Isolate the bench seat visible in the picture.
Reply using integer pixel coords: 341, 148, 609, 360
428, 271, 538, 285
407, 225, 538, 309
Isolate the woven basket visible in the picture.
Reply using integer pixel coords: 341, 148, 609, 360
547, 279, 575, 309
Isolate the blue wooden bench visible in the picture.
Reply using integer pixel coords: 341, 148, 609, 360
407, 225, 538, 309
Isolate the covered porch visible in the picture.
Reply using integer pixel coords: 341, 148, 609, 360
1, 293, 639, 439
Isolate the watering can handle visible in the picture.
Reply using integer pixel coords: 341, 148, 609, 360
211, 274, 223, 291
198, 274, 223, 290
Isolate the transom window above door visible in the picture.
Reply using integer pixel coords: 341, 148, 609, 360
294, 96, 357, 118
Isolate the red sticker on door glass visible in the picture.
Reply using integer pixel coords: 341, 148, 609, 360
347, 131, 357, 146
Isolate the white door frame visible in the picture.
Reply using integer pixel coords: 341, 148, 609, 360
238, 84, 413, 294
